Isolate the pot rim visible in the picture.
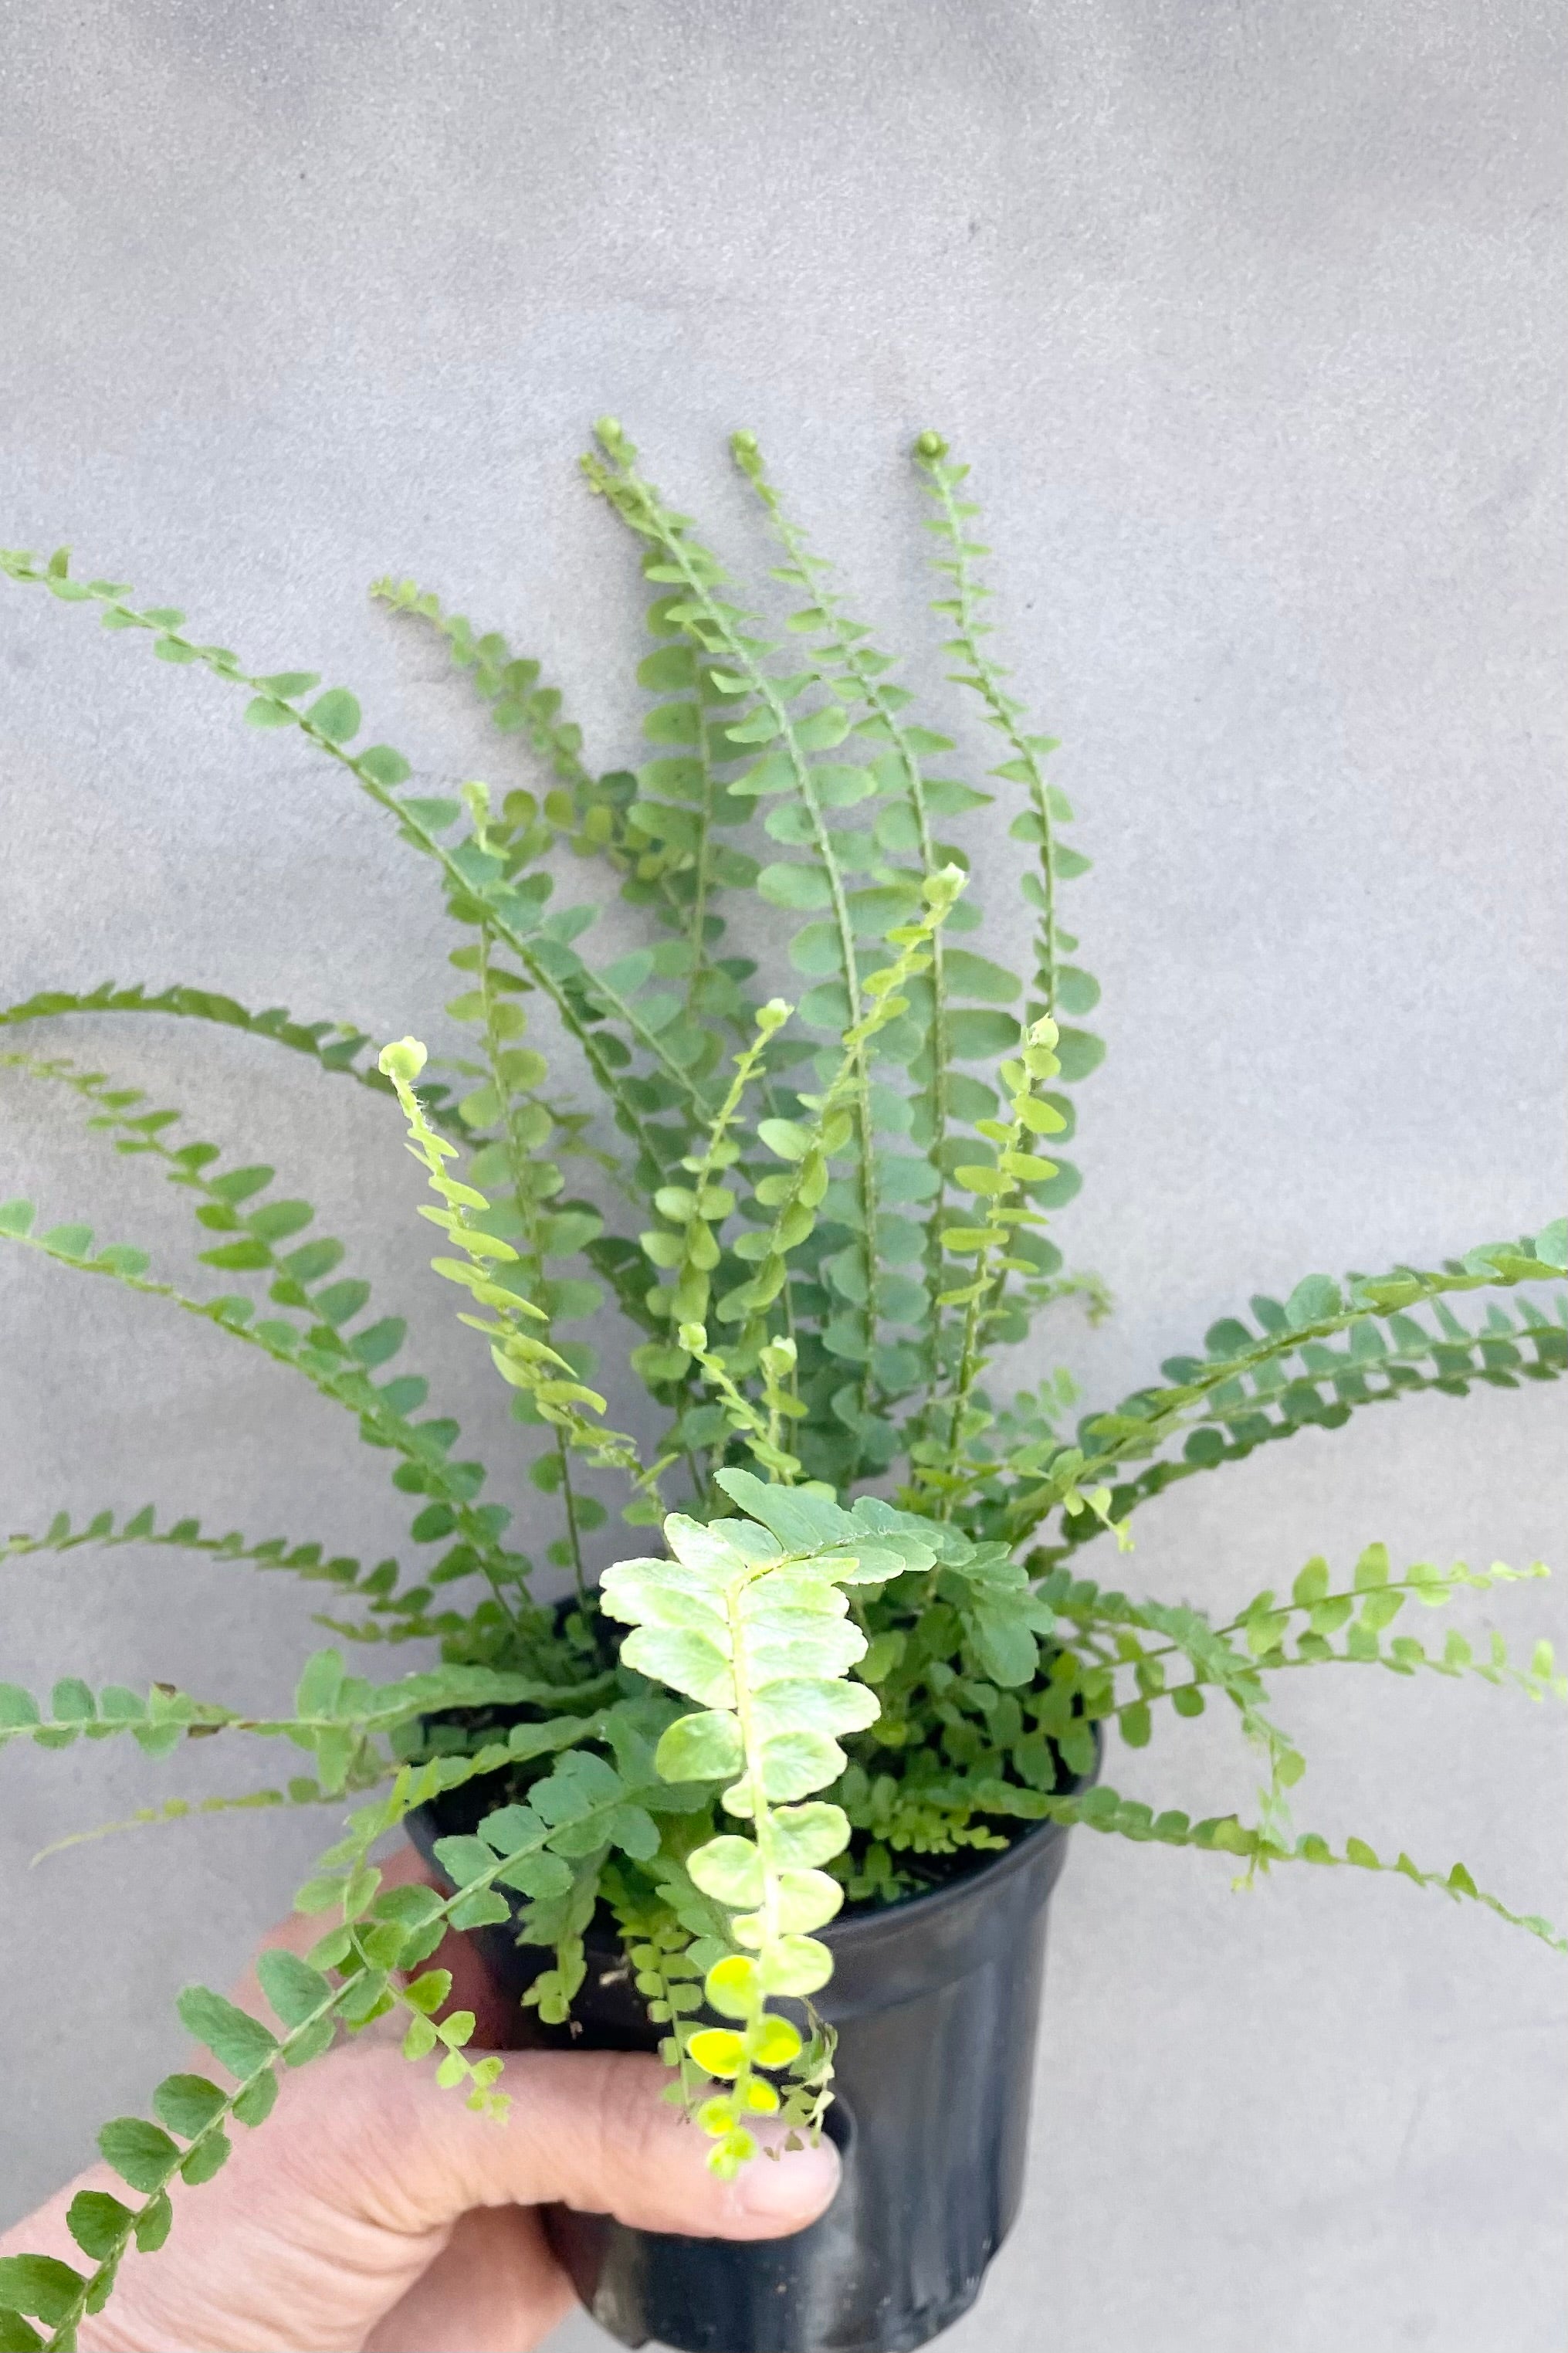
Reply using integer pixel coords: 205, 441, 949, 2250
818, 1721, 1102, 1955
413, 1656, 1102, 1958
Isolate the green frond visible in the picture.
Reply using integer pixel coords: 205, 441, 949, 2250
374, 575, 742, 968
12, 1731, 647, 2347
0, 551, 714, 1165
910, 1015, 1070, 1516
0, 1505, 397, 1602
586, 423, 896, 1454
378, 1036, 662, 1514
1001, 1239, 1568, 1540
1028, 1551, 1563, 1820
370, 576, 596, 800
0, 1049, 537, 1606
0, 1653, 601, 1793
1234, 1548, 1563, 1700
30, 1777, 379, 1864
913, 431, 1102, 1182
445, 914, 667, 1580
1039, 1304, 1568, 1565
984, 1779, 1566, 1954
0, 1190, 528, 1609
732, 429, 988, 1429
696, 878, 967, 1490
628, 582, 752, 1005
0, 982, 463, 1131
5, 455, 1563, 2286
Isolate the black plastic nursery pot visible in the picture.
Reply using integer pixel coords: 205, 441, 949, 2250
408, 1772, 1087, 2353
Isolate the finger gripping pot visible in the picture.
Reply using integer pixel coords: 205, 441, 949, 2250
410, 1799, 1079, 2353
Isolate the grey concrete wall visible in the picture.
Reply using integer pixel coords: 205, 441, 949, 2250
2, 4, 1565, 2348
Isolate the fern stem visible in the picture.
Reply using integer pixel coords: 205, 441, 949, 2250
937, 1045, 1051, 1507
554, 1427, 589, 1606
683, 675, 720, 1015
472, 921, 595, 1583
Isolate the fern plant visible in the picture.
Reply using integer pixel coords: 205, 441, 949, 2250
0, 419, 1563, 2351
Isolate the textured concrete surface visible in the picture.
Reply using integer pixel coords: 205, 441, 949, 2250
2, 5, 1565, 2348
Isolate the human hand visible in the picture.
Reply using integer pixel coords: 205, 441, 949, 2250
1, 1847, 840, 2353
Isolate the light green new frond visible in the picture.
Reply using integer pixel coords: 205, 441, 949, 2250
378, 1039, 662, 1505
1035, 1554, 1563, 1803
599, 1474, 938, 2167
634, 998, 793, 1368
1235, 1548, 1564, 1701
446, 915, 635, 1585
713, 875, 967, 1374
913, 1017, 1068, 1515
676, 1327, 805, 1489
602, 1878, 710, 2111
632, 1001, 804, 1491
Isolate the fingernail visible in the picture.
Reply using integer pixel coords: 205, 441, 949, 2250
734, 2132, 841, 2222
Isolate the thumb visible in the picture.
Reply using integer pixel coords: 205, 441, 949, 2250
354, 2045, 841, 2241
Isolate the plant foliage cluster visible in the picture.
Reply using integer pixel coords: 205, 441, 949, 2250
0, 423, 1563, 2349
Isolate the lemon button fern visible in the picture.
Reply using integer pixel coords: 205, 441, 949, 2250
0, 425, 1563, 2345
